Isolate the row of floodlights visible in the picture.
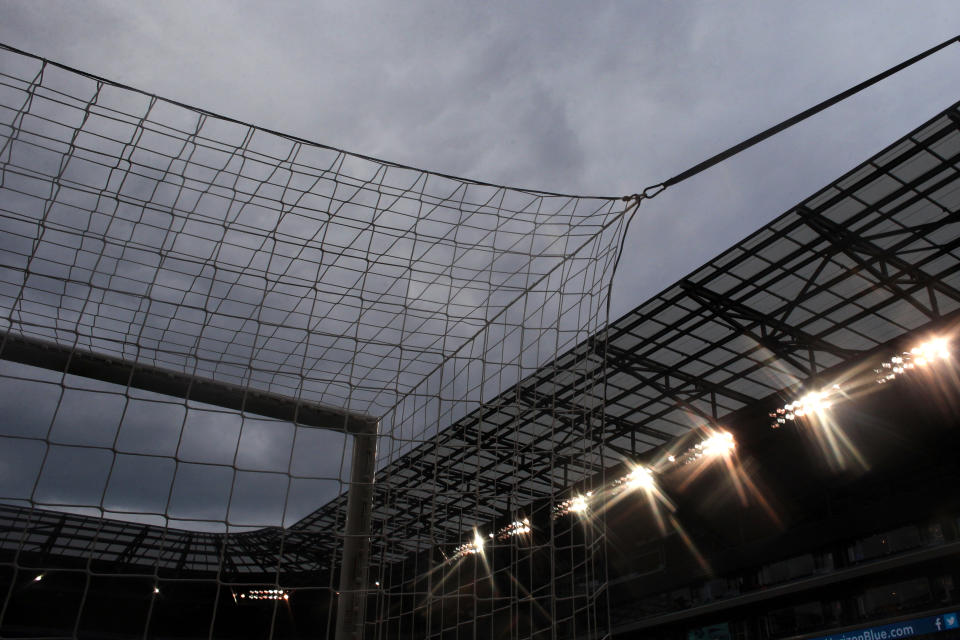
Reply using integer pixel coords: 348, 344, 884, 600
451, 516, 538, 558
553, 431, 735, 518
237, 588, 289, 601
34, 574, 296, 602
769, 338, 951, 428
450, 430, 738, 558
449, 337, 951, 561
453, 338, 950, 558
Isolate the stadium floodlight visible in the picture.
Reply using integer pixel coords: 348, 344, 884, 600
495, 518, 532, 540
453, 530, 486, 559
553, 492, 593, 518
671, 430, 737, 464
797, 391, 832, 414
876, 338, 950, 384
700, 431, 736, 457
770, 384, 843, 427
912, 338, 950, 364
623, 466, 656, 491
772, 337, 953, 426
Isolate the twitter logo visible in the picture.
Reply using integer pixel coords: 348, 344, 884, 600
945, 613, 958, 630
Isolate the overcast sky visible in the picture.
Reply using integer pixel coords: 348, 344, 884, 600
3, 1, 959, 316
2, 2, 960, 532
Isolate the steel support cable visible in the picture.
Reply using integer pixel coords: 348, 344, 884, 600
625, 34, 960, 202
607, 33, 960, 344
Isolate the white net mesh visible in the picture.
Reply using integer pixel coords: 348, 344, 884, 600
0, 44, 631, 639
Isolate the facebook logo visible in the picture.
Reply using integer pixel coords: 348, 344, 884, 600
944, 613, 958, 630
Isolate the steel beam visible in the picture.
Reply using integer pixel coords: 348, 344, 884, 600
0, 331, 377, 435
679, 280, 856, 362
798, 205, 960, 312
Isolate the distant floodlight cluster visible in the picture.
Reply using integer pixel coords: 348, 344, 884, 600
699, 431, 737, 457
552, 492, 593, 519
453, 429, 737, 553
494, 518, 532, 541
482, 336, 957, 562
769, 386, 842, 428
613, 466, 655, 492
238, 588, 289, 601
451, 532, 486, 560
876, 338, 951, 384
769, 337, 952, 428
672, 430, 737, 465
553, 431, 736, 518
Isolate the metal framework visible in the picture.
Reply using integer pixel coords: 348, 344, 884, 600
2, 98, 959, 607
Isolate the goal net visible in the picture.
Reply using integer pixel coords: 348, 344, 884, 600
0, 43, 631, 639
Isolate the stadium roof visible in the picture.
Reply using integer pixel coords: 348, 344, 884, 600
3, 98, 959, 575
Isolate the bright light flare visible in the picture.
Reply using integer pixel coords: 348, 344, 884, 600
33, 574, 43, 582
553, 492, 593, 518
605, 462, 676, 534
452, 530, 486, 558
671, 429, 736, 465
912, 338, 950, 365
770, 385, 843, 427
876, 337, 950, 384
700, 431, 735, 457
625, 466, 655, 490
799, 391, 832, 413
770, 337, 954, 429
569, 495, 589, 513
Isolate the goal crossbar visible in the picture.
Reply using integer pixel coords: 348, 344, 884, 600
0, 331, 377, 435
